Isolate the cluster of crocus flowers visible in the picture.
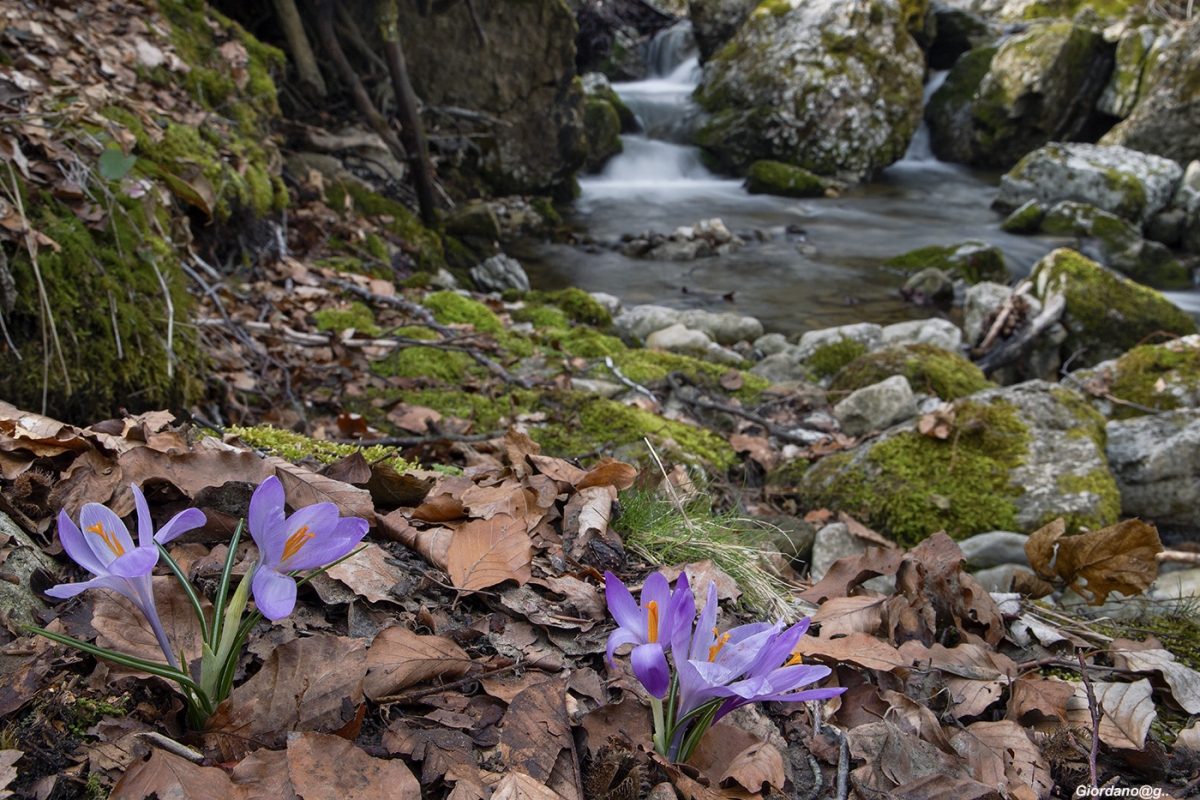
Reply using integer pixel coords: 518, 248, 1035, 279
33, 477, 369, 728
605, 570, 845, 762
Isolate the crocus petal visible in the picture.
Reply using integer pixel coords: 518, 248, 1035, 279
107, 546, 159, 578
133, 484, 154, 549
248, 476, 286, 552
606, 627, 643, 668
78, 503, 136, 567
605, 571, 646, 637
283, 515, 368, 571
154, 507, 207, 544
251, 566, 298, 621
45, 573, 140, 605
667, 572, 695, 651
56, 510, 107, 576
267, 502, 339, 568
639, 572, 670, 619
688, 581, 720, 662
631, 642, 670, 699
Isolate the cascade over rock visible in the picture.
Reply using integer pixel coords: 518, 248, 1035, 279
396, 0, 585, 195
692, 0, 924, 178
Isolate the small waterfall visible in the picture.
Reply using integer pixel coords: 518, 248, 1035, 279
584, 21, 737, 198
888, 70, 956, 172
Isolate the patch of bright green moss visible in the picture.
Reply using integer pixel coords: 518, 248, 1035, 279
370, 325, 482, 383
227, 425, 415, 472
511, 305, 570, 330
608, 349, 768, 403
806, 337, 869, 379
402, 272, 433, 289
550, 327, 628, 359
884, 241, 1009, 284
830, 344, 992, 400
1053, 468, 1122, 532
516, 287, 612, 328
313, 302, 380, 336
325, 182, 445, 272
744, 160, 825, 198
1106, 342, 1200, 420
800, 399, 1030, 546
423, 291, 503, 333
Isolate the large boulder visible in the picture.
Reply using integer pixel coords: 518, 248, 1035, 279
926, 45, 997, 163
798, 380, 1120, 546
1107, 409, 1200, 526
1072, 335, 1200, 420
692, 0, 924, 178
397, 0, 585, 195
884, 240, 1011, 283
994, 143, 1184, 226
880, 318, 964, 352
1030, 248, 1198, 368
611, 304, 764, 345
927, 2, 995, 69
829, 343, 991, 401
1100, 18, 1200, 165
690, 0, 760, 62
833, 375, 919, 437
1097, 25, 1166, 119
927, 23, 1113, 168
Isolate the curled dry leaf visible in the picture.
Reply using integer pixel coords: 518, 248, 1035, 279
810, 595, 885, 638
1025, 518, 1161, 605
378, 509, 454, 569
321, 543, 407, 605
1006, 676, 1073, 726
286, 731, 420, 800
948, 720, 1052, 799
111, 748, 242, 800
721, 741, 786, 794
917, 404, 955, 440
499, 675, 571, 784
446, 513, 533, 591
1066, 679, 1156, 750
0, 750, 20, 799
364, 625, 473, 700
229, 748, 296, 800
798, 546, 905, 603
798, 631, 909, 672
1111, 648, 1200, 714
491, 772, 566, 800
576, 458, 638, 491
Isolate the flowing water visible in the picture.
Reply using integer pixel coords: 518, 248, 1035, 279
517, 23, 1200, 337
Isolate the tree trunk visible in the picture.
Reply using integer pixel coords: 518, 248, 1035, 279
376, 0, 438, 227
271, 0, 326, 98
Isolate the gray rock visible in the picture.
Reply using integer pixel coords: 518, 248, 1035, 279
928, 2, 996, 70
590, 292, 624, 318
750, 352, 810, 383
645, 323, 715, 357
880, 318, 964, 352
753, 332, 789, 356
970, 563, 1018, 593
1001, 199, 1047, 233
0, 512, 57, 628
647, 239, 713, 261
430, 268, 460, 290
570, 378, 624, 398
995, 143, 1184, 226
677, 310, 764, 345
903, 268, 955, 304
1149, 567, 1200, 602
750, 515, 818, 562
809, 522, 895, 592
1147, 209, 1186, 246
470, 254, 530, 293
958, 530, 1031, 568
926, 45, 997, 164
285, 152, 373, 194
963, 281, 1012, 347
833, 375, 919, 437
689, 0, 759, 62
612, 305, 681, 344
796, 323, 884, 363
1097, 25, 1163, 119
1107, 409, 1200, 526
692, 0, 924, 178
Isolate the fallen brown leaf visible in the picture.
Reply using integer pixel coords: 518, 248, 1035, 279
286, 730, 420, 800
446, 513, 532, 591
364, 625, 473, 700
1066, 679, 1156, 750
1025, 518, 1161, 604
229, 748, 296, 800
112, 749, 242, 799
1006, 676, 1073, 726
949, 720, 1052, 799
491, 772, 566, 800
1111, 648, 1200, 714
499, 675, 572, 784
320, 543, 407, 605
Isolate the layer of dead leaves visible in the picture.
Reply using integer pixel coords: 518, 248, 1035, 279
0, 401, 1199, 799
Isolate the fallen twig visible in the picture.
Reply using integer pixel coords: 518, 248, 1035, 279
333, 430, 506, 447
663, 371, 825, 446
974, 291, 1066, 375
1078, 649, 1101, 791
603, 356, 656, 399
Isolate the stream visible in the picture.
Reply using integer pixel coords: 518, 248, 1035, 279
517, 22, 1200, 338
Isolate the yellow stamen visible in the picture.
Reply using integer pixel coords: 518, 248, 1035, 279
86, 522, 125, 556
708, 630, 731, 662
646, 600, 660, 643
282, 525, 315, 562
784, 650, 804, 667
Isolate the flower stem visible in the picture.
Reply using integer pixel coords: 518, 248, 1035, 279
650, 696, 667, 756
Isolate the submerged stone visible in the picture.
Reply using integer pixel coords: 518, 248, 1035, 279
744, 160, 826, 197
886, 240, 1011, 284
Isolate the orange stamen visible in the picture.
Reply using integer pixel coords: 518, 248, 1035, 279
784, 650, 803, 667
708, 630, 731, 662
282, 525, 315, 562
86, 522, 125, 556
646, 600, 660, 643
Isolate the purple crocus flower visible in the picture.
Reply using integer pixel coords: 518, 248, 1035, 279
604, 570, 695, 698
247, 476, 369, 621
47, 484, 206, 668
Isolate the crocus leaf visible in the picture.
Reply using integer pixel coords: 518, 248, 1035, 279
98, 149, 137, 181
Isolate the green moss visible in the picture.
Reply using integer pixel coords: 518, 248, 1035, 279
830, 344, 992, 400
550, 327, 628, 359
403, 272, 433, 289
531, 197, 564, 226
521, 287, 612, 327
806, 337, 869, 379
800, 398, 1030, 546
1002, 201, 1047, 234
512, 305, 570, 330
1107, 342, 1200, 419
884, 241, 1010, 284
368, 325, 481, 383
313, 302, 380, 336
765, 457, 810, 487
608, 349, 768, 403
227, 425, 415, 472
744, 160, 826, 198
928, 44, 997, 118
423, 291, 503, 333
583, 98, 623, 172
364, 233, 390, 262
1051, 386, 1109, 452
325, 182, 445, 272
67, 696, 129, 737
1053, 468, 1122, 531
1032, 248, 1198, 364
496, 330, 536, 359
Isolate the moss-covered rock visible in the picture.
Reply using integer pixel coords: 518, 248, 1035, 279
510, 287, 614, 328
805, 336, 869, 379
830, 343, 992, 400
884, 240, 1011, 284
1097, 24, 1163, 119
1039, 202, 1190, 289
325, 182, 445, 273
926, 45, 997, 164
580, 72, 638, 132
423, 291, 504, 334
744, 160, 826, 197
583, 97, 624, 173
1001, 200, 1048, 233
1031, 248, 1198, 367
607, 349, 768, 404
693, 0, 924, 178
689, 0, 760, 62
798, 381, 1119, 546
928, 5, 996, 70
1083, 336, 1200, 420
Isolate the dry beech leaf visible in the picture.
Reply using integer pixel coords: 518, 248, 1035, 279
879, 722, 969, 787
576, 458, 638, 491
446, 513, 533, 591
0, 750, 20, 800
205, 635, 366, 752
502, 428, 541, 478
364, 463, 435, 508
889, 774, 1004, 800
1112, 649, 1200, 713
1176, 721, 1200, 752
364, 625, 473, 700
811, 595, 885, 638
1025, 518, 1161, 604
379, 509, 454, 569
949, 720, 1052, 799
411, 489, 467, 524
111, 748, 242, 800
799, 546, 905, 603
229, 748, 296, 800
270, 455, 377, 525
721, 741, 786, 794
878, 690, 953, 753
320, 543, 407, 605
729, 434, 778, 471
321, 451, 372, 485
1006, 677, 1073, 726
499, 675, 572, 784
286, 731, 420, 800
898, 641, 1014, 718
491, 772, 565, 800
1066, 679, 1156, 750
527, 454, 587, 486
799, 631, 909, 672
460, 480, 532, 520
92, 577, 207, 678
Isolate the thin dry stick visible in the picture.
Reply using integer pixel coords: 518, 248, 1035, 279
6, 162, 70, 408
836, 727, 850, 800
150, 260, 174, 378
1078, 649, 1101, 790
0, 307, 20, 361
642, 437, 700, 543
